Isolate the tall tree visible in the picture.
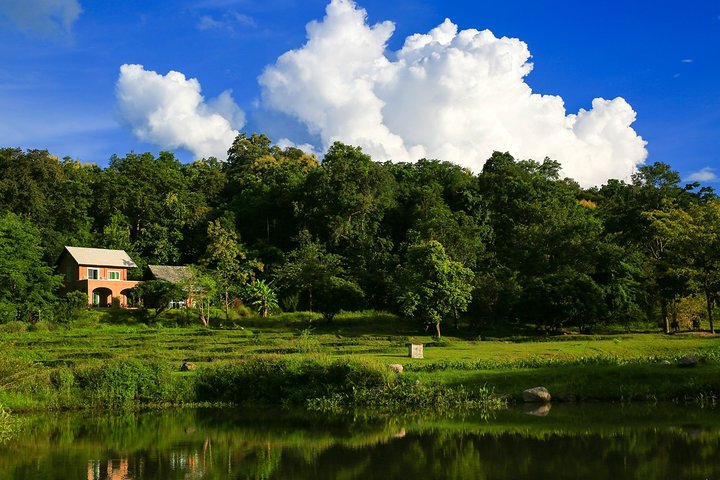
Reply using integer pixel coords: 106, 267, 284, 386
202, 220, 262, 320
275, 231, 345, 313
0, 213, 62, 322
646, 200, 720, 333
395, 240, 474, 337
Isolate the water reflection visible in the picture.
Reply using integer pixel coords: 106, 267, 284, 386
3, 404, 720, 479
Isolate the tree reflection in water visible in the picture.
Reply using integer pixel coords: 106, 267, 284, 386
4, 405, 720, 479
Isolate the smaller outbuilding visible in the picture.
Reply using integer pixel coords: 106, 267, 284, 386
145, 265, 194, 308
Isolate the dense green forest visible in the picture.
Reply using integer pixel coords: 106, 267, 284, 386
0, 133, 718, 335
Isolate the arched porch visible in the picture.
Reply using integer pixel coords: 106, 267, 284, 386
91, 287, 113, 307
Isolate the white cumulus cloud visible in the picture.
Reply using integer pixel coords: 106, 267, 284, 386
116, 64, 245, 160
686, 167, 719, 183
259, 0, 647, 186
0, 0, 81, 36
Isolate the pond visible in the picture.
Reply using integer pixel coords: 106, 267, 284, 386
2, 403, 720, 479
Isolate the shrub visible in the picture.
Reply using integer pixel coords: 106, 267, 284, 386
0, 321, 27, 333
195, 357, 393, 406
73, 359, 174, 408
28, 320, 51, 333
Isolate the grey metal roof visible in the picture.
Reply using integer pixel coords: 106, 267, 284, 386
147, 265, 193, 283
63, 246, 137, 268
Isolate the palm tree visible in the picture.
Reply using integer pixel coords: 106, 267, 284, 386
248, 280, 279, 318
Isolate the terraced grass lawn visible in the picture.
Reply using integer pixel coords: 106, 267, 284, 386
2, 314, 718, 366
2, 311, 720, 407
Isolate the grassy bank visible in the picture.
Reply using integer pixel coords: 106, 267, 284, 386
1, 311, 720, 411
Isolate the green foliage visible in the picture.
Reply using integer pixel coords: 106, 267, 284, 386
73, 359, 176, 408
281, 292, 300, 312
131, 280, 185, 320
314, 276, 366, 322
195, 357, 392, 407
246, 279, 279, 317
0, 404, 18, 444
56, 291, 88, 325
0, 137, 718, 339
395, 240, 474, 337
0, 213, 62, 323
276, 231, 345, 312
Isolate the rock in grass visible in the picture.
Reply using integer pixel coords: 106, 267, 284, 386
523, 386, 551, 403
659, 360, 672, 366
180, 362, 196, 372
388, 364, 404, 374
678, 354, 699, 368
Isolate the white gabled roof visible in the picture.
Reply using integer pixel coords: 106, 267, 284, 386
63, 246, 137, 268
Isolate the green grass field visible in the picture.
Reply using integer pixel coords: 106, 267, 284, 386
2, 310, 720, 410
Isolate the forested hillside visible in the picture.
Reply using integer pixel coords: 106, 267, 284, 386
0, 133, 718, 334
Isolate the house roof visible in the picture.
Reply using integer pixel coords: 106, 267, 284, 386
63, 246, 137, 268
147, 265, 192, 283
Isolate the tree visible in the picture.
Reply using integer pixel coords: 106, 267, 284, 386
202, 220, 262, 320
275, 231, 344, 312
314, 276, 365, 322
56, 291, 88, 325
224, 133, 317, 251
131, 280, 185, 320
0, 213, 62, 322
521, 268, 606, 332
184, 266, 217, 327
246, 280, 279, 318
644, 204, 695, 333
395, 240, 474, 337
646, 200, 720, 333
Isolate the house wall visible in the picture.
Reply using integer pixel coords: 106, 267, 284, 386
58, 252, 138, 306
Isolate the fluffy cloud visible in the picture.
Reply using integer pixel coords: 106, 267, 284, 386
686, 167, 719, 183
259, 0, 647, 186
116, 64, 244, 160
0, 0, 81, 36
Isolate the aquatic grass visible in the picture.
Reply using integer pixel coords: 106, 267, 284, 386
0, 404, 18, 444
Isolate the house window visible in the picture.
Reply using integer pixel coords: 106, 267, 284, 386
108, 271, 120, 280
87, 268, 99, 280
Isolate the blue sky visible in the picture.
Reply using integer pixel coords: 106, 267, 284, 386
0, 0, 718, 186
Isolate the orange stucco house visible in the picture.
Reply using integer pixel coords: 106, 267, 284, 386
58, 246, 139, 307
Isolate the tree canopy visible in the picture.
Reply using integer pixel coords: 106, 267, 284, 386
0, 139, 716, 335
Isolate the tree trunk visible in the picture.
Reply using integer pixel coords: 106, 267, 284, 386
225, 289, 230, 322
661, 298, 669, 334
436, 321, 441, 338
707, 291, 715, 334
308, 287, 313, 314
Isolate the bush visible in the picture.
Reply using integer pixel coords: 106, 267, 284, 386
28, 320, 51, 333
195, 357, 393, 406
73, 359, 174, 408
0, 321, 27, 333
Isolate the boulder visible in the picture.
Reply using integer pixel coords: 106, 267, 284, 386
523, 386, 551, 403
388, 364, 404, 374
678, 354, 699, 368
180, 362, 196, 372
659, 360, 672, 366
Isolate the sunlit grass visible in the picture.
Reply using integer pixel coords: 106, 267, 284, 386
2, 310, 720, 409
